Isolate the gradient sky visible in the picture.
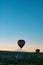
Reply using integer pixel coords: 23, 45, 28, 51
0, 0, 43, 52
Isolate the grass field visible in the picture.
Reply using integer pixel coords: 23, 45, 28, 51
0, 51, 43, 65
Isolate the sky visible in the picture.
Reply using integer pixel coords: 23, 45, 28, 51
0, 0, 43, 52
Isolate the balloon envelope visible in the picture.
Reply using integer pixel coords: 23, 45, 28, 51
35, 49, 40, 53
17, 40, 25, 48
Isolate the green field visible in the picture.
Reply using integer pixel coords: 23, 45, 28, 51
0, 51, 43, 65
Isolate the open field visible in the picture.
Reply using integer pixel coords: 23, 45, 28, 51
0, 51, 43, 65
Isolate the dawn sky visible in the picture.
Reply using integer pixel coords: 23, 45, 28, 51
0, 0, 43, 52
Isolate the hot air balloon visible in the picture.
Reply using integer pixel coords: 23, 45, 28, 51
35, 49, 40, 53
17, 39, 25, 49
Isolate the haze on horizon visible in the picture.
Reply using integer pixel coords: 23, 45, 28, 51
0, 0, 43, 52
